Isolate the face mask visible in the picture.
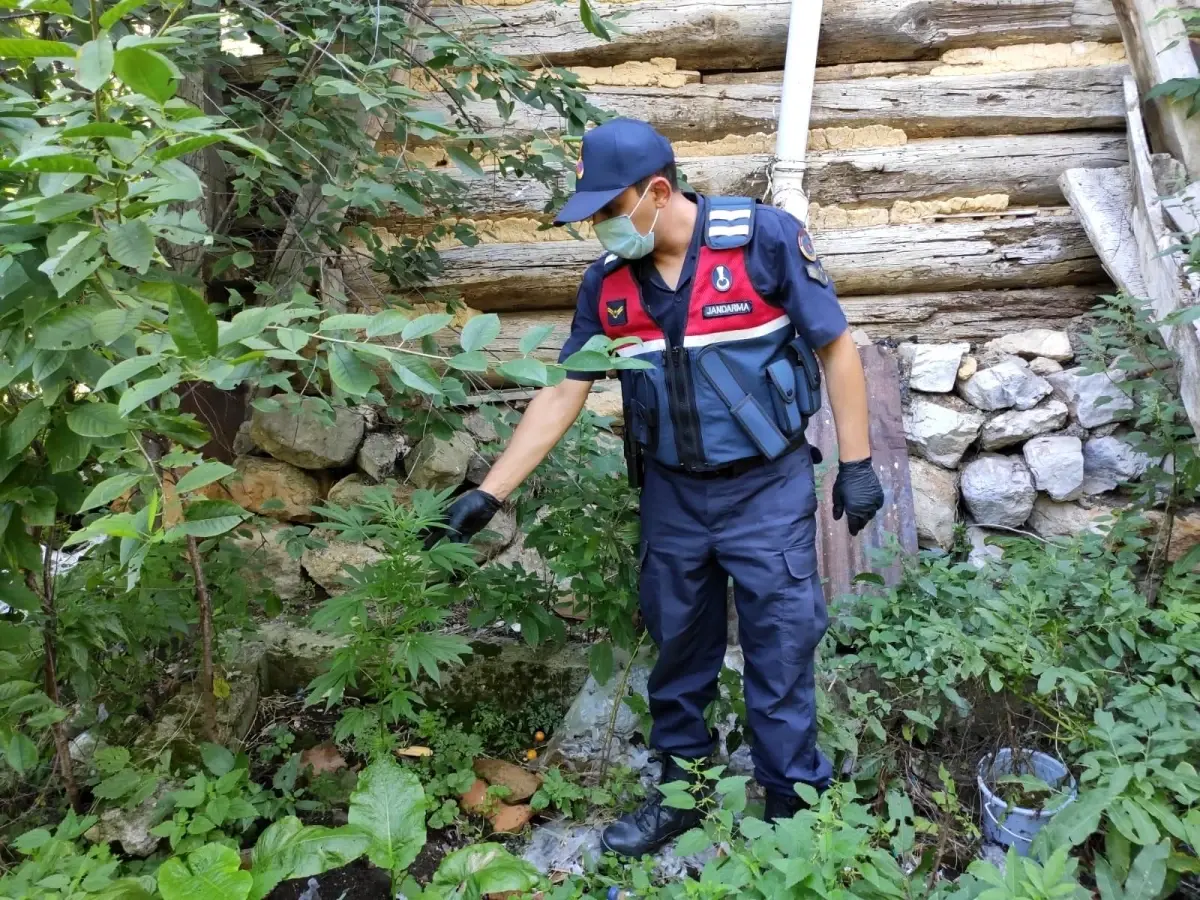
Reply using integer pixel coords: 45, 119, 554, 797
594, 183, 660, 259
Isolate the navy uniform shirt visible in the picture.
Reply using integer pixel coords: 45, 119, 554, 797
558, 193, 849, 380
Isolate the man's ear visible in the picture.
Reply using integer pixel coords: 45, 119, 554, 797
650, 175, 673, 208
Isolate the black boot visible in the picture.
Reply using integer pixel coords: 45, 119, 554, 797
601, 759, 705, 857
763, 791, 804, 824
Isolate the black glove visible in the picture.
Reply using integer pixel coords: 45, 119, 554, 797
832, 458, 884, 537
426, 489, 501, 549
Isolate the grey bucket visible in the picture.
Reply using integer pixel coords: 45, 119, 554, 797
977, 749, 1078, 856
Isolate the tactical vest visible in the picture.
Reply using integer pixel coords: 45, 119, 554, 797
598, 197, 822, 472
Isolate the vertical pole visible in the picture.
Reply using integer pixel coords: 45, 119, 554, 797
772, 0, 824, 222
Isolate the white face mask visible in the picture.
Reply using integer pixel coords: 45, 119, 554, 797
594, 183, 660, 259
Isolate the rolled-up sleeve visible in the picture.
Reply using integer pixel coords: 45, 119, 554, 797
748, 206, 848, 350
557, 263, 605, 382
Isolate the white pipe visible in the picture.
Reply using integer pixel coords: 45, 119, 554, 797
771, 0, 823, 223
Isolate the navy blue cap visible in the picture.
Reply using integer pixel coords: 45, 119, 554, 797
554, 118, 674, 224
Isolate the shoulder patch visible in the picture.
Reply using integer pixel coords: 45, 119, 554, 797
798, 227, 818, 262
805, 262, 829, 287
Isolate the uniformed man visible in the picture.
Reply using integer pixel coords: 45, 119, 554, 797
433, 118, 885, 856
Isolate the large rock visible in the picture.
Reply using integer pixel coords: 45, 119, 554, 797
1023, 436, 1084, 501
1046, 368, 1135, 429
232, 523, 311, 601
250, 398, 365, 469
406, 431, 476, 491
959, 361, 1053, 412
903, 396, 985, 468
909, 457, 959, 551
473, 758, 542, 803
584, 380, 625, 426
980, 401, 1069, 450
1029, 357, 1064, 376
474, 506, 518, 560
206, 456, 323, 523
1168, 510, 1200, 564
899, 342, 970, 393
961, 454, 1036, 528
966, 524, 1005, 569
1028, 497, 1119, 540
357, 432, 405, 482
326, 473, 416, 509
1082, 436, 1153, 494
85, 782, 176, 857
301, 537, 385, 595
983, 329, 1073, 362
463, 410, 501, 445
258, 621, 348, 693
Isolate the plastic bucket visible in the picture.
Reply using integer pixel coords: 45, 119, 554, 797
976, 749, 1077, 856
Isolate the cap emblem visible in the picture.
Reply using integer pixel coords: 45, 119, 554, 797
575, 157, 585, 179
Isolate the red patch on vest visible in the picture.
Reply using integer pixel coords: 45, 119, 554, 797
598, 266, 660, 342
685, 247, 776, 336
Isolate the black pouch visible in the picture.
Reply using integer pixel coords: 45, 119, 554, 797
789, 336, 823, 418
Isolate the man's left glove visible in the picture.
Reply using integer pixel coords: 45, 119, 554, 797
425, 489, 502, 549
832, 458, 884, 537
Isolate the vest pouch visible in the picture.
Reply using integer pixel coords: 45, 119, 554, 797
625, 371, 659, 452
766, 358, 804, 436
789, 336, 823, 418
697, 348, 790, 460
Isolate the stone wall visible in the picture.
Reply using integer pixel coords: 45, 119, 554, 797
898, 326, 1198, 563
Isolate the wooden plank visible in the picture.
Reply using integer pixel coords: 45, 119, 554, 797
1123, 74, 1200, 435
468, 287, 1103, 368
808, 346, 917, 597
704, 62, 940, 84
369, 132, 1129, 225
1060, 166, 1148, 297
1111, 0, 1200, 180
341, 213, 1108, 311
434, 0, 1119, 72
420, 66, 1128, 144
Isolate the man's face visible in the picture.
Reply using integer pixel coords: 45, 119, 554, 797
592, 177, 668, 230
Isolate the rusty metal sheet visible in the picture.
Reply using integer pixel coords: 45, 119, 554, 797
806, 345, 917, 602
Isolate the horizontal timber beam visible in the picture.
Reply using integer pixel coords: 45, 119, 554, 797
485, 287, 1105, 358
433, 0, 1119, 72
421, 66, 1128, 143
369, 132, 1128, 225
341, 212, 1107, 311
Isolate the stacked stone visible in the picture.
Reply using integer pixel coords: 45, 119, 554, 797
211, 398, 516, 599
900, 328, 1170, 558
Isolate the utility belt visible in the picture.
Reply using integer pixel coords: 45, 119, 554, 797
649, 437, 820, 481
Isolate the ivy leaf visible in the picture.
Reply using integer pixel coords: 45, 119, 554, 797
459, 313, 500, 352
113, 47, 179, 103
75, 36, 114, 92
496, 358, 549, 386
157, 844, 252, 900
401, 313, 452, 341
328, 344, 378, 397
519, 325, 555, 355
118, 371, 180, 415
174, 461, 236, 494
66, 402, 129, 437
169, 287, 218, 358
80, 473, 144, 512
95, 353, 163, 391
106, 220, 155, 272
3, 400, 49, 457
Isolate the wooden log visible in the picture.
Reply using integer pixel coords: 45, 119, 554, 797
704, 63, 940, 85
342, 213, 1108, 310
1111, 0, 1200, 180
435, 0, 1119, 72
1060, 166, 1148, 298
482, 286, 1104, 364
428, 66, 1128, 144
379, 132, 1127, 224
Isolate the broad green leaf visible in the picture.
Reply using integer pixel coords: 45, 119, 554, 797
45, 421, 92, 473
328, 344, 378, 397
33, 193, 101, 223
390, 358, 441, 396
113, 47, 178, 103
459, 313, 500, 352
100, 0, 148, 29
497, 357, 550, 386
218, 131, 280, 166
155, 134, 226, 164
3, 400, 49, 456
200, 743, 235, 776
38, 227, 102, 294
94, 768, 142, 800
118, 371, 180, 415
444, 146, 484, 178
62, 123, 135, 139
75, 36, 114, 92
66, 402, 128, 437
4, 733, 37, 776
95, 353, 162, 391
275, 327, 310, 354
561, 350, 615, 373
347, 757, 426, 880
1124, 842, 1170, 900
157, 844, 252, 900
589, 641, 613, 685
431, 844, 541, 895
446, 351, 488, 372
35, 307, 96, 350
320, 313, 373, 332
1, 153, 100, 175
672, 828, 712, 858
364, 309, 410, 339
0, 38, 76, 58
167, 501, 249, 540
519, 324, 555, 355
174, 461, 235, 494
92, 306, 146, 344
169, 287, 218, 358
249, 817, 368, 900
106, 220, 155, 272
578, 0, 612, 41
401, 313, 452, 341
80, 473, 143, 512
